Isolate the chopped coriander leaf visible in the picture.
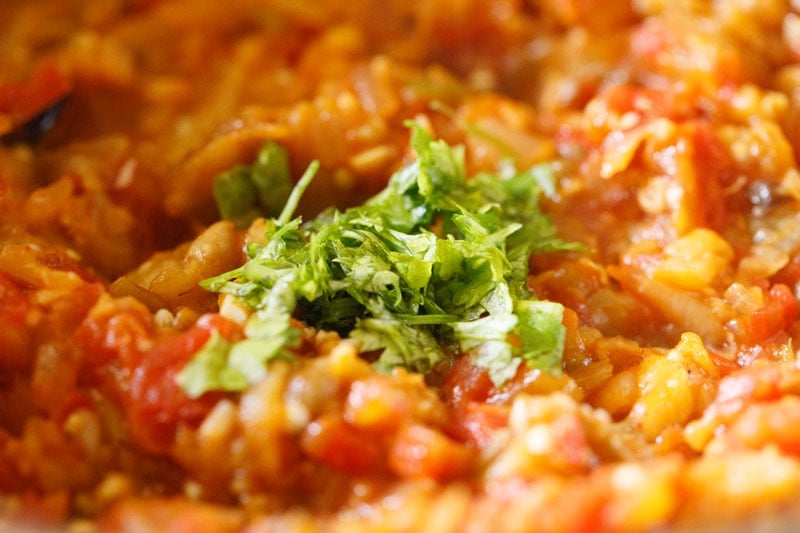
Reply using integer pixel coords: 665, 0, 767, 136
176, 331, 248, 399
183, 123, 581, 396
352, 305, 447, 376
211, 141, 295, 226
251, 141, 293, 218
516, 299, 565, 374
212, 166, 259, 224
278, 160, 319, 225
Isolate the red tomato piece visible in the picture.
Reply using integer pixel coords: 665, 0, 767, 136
745, 284, 798, 343
53, 391, 95, 425
0, 59, 71, 127
124, 314, 241, 454
0, 272, 34, 369
388, 424, 475, 480
343, 375, 412, 435
441, 354, 494, 407
449, 401, 509, 449
74, 308, 154, 369
300, 415, 384, 473
689, 120, 736, 231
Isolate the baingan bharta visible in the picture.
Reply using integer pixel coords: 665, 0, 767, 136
3, 1, 800, 531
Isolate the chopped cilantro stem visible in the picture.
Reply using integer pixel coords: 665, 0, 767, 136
278, 160, 319, 225
182, 127, 579, 397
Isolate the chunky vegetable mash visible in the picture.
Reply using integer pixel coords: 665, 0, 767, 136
4, 0, 800, 531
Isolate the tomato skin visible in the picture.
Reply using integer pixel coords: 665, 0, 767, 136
772, 254, 800, 289
0, 272, 29, 321
0, 272, 33, 369
75, 306, 153, 369
745, 284, 798, 344
300, 414, 384, 473
601, 85, 668, 119
388, 424, 475, 480
689, 121, 736, 232
125, 314, 240, 454
441, 354, 494, 407
53, 391, 95, 426
448, 401, 509, 449
77, 308, 242, 454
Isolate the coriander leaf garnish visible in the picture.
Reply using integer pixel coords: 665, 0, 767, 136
179, 124, 581, 396
176, 331, 248, 399
211, 141, 294, 227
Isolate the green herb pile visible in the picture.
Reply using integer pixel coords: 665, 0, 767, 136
178, 123, 579, 398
